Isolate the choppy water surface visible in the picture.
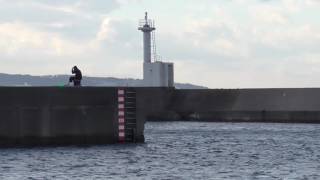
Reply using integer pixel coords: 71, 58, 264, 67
1, 122, 320, 179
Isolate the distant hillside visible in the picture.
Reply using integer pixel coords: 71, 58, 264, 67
0, 73, 207, 89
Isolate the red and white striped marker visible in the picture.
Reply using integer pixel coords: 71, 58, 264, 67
118, 89, 125, 142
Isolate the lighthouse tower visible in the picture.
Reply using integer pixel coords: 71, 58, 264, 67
138, 12, 174, 87
138, 12, 155, 64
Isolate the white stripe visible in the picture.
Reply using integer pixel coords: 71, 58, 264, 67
118, 104, 125, 109
118, 90, 125, 95
118, 97, 124, 102
118, 111, 125, 116
119, 118, 125, 123
119, 132, 125, 137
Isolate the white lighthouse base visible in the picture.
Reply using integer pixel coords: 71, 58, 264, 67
143, 62, 174, 87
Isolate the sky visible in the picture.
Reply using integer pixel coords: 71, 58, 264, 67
0, 0, 320, 88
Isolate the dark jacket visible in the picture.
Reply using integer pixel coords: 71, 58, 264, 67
72, 66, 82, 81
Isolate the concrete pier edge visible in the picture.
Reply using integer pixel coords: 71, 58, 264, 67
1, 87, 320, 147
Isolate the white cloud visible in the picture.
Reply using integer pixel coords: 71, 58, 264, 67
0, 22, 88, 56
96, 18, 115, 42
1, 0, 320, 88
305, 0, 320, 6
252, 8, 288, 25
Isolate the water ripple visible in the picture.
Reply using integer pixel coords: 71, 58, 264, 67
0, 122, 320, 179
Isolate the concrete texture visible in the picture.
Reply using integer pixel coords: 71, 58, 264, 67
136, 88, 320, 123
2, 87, 320, 147
0, 87, 144, 147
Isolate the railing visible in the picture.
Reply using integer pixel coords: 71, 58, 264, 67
138, 19, 155, 28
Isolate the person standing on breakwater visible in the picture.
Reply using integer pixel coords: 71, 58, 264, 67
69, 66, 82, 86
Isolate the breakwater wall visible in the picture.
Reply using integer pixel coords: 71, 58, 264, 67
0, 87, 144, 147
138, 88, 320, 123
1, 87, 320, 146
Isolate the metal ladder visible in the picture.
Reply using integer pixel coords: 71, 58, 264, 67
151, 21, 157, 62
124, 88, 137, 142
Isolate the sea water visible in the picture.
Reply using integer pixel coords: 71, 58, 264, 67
0, 122, 319, 179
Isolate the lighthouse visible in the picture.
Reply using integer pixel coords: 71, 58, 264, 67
138, 12, 174, 87
138, 12, 155, 64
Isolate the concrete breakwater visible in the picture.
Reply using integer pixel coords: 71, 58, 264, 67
0, 87, 144, 147
1, 87, 320, 147
139, 88, 320, 123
